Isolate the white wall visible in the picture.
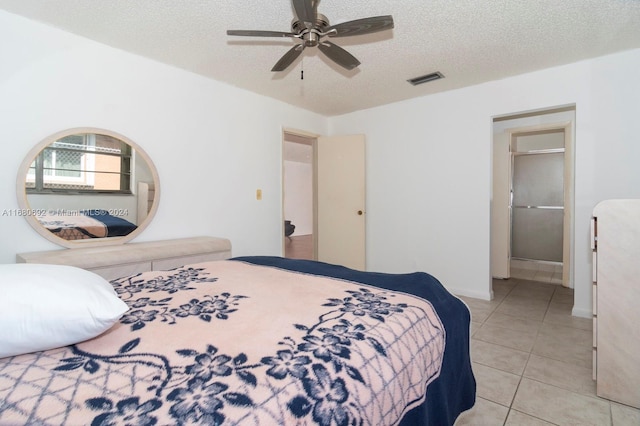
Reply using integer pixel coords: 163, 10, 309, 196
283, 159, 313, 235
329, 49, 640, 315
0, 10, 327, 262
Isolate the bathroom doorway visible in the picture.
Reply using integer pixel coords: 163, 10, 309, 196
491, 106, 575, 288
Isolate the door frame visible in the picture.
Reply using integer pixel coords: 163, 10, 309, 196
509, 127, 572, 286
282, 127, 318, 259
281, 128, 367, 270
491, 116, 575, 288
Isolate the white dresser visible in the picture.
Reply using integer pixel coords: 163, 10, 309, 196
591, 199, 640, 408
16, 237, 232, 280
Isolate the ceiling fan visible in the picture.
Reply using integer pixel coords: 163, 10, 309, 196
227, 0, 394, 72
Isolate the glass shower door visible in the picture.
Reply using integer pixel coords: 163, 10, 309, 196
511, 151, 564, 262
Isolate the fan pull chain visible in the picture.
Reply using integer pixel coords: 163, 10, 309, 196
298, 58, 305, 97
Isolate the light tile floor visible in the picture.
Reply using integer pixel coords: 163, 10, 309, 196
510, 259, 563, 285
454, 278, 640, 426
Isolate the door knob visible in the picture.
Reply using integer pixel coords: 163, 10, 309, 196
357, 210, 363, 215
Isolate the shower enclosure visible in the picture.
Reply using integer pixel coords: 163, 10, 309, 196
511, 132, 565, 264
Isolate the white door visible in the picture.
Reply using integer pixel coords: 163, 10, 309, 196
315, 134, 366, 270
491, 131, 510, 278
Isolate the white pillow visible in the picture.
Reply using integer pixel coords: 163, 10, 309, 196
0, 264, 129, 358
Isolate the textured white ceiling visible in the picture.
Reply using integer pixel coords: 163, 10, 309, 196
1, 0, 639, 116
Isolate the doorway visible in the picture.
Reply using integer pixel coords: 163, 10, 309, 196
491, 106, 575, 289
282, 130, 367, 269
283, 131, 315, 260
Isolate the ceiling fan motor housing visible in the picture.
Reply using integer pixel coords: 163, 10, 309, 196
292, 13, 330, 47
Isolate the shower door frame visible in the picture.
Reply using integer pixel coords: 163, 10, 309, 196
510, 147, 565, 263
508, 123, 574, 287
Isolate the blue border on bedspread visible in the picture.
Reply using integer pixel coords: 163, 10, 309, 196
231, 256, 476, 426
83, 209, 137, 237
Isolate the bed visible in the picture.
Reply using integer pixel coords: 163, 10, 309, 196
36, 209, 137, 240
0, 256, 475, 425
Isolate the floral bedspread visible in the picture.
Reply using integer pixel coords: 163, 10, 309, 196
0, 260, 448, 425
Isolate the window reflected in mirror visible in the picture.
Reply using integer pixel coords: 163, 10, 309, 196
26, 133, 132, 194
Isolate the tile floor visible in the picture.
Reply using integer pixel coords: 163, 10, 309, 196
454, 278, 640, 426
510, 259, 563, 285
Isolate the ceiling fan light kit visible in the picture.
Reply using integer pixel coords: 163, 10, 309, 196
227, 0, 394, 72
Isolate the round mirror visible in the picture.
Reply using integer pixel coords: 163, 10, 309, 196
16, 128, 160, 248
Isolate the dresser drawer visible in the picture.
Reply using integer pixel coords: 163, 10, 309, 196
16, 236, 232, 282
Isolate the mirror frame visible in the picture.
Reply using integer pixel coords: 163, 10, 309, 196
16, 127, 160, 248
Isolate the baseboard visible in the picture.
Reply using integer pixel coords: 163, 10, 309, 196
571, 306, 592, 319
449, 286, 492, 301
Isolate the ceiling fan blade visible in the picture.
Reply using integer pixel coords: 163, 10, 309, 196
292, 0, 317, 25
272, 44, 305, 72
317, 41, 360, 71
326, 15, 394, 38
227, 30, 297, 38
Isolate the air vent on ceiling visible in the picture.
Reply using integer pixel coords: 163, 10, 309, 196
407, 72, 444, 86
